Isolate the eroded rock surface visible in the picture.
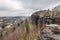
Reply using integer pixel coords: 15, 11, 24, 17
39, 24, 60, 40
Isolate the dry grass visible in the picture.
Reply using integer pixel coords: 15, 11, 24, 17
0, 19, 39, 40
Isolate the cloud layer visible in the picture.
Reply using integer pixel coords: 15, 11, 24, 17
0, 0, 60, 16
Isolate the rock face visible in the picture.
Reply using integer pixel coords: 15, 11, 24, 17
33, 6, 60, 40
52, 5, 60, 11
39, 24, 60, 40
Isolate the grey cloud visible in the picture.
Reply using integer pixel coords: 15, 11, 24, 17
22, 0, 60, 10
0, 0, 60, 16
0, 7, 11, 11
0, 0, 60, 10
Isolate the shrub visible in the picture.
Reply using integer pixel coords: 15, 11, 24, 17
24, 20, 29, 34
0, 30, 3, 37
44, 9, 50, 16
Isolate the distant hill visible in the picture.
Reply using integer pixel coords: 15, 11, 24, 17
0, 16, 28, 23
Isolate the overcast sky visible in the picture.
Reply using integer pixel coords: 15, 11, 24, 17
0, 0, 60, 16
